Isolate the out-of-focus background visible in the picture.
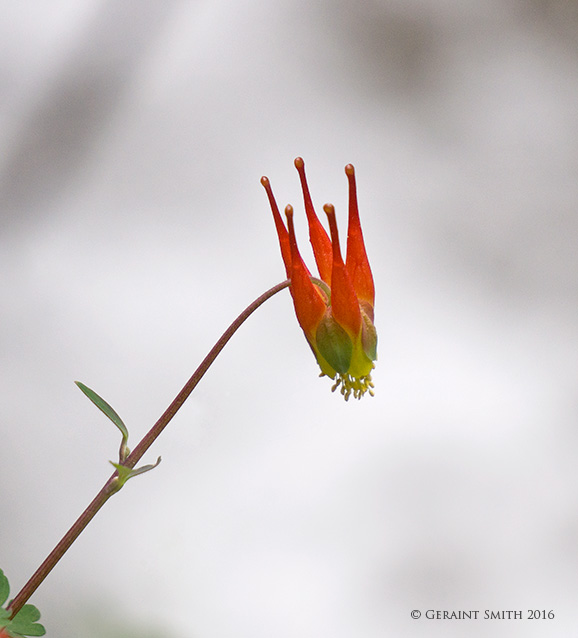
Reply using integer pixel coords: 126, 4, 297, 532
1, 1, 577, 636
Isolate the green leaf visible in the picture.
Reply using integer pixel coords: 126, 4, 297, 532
109, 462, 133, 486
127, 457, 162, 478
4, 604, 45, 637
110, 457, 162, 488
0, 569, 9, 607
75, 382, 129, 442
23, 625, 47, 637
12, 605, 40, 624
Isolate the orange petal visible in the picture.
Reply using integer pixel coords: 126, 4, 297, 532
345, 164, 375, 308
294, 157, 333, 285
324, 203, 362, 338
285, 205, 327, 339
261, 176, 291, 278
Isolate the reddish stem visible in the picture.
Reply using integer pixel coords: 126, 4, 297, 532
7, 279, 290, 618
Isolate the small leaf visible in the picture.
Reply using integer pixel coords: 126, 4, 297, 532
0, 570, 9, 607
75, 382, 129, 442
110, 457, 162, 488
17, 623, 46, 637
5, 604, 45, 637
128, 457, 162, 478
109, 462, 133, 487
12, 605, 40, 624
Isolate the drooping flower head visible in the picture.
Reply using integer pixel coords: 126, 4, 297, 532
261, 158, 377, 400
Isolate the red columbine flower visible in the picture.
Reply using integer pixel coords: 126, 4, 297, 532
261, 158, 377, 400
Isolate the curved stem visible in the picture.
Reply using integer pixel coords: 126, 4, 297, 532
8, 279, 290, 618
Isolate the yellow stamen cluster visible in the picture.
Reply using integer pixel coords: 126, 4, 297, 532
324, 370, 375, 401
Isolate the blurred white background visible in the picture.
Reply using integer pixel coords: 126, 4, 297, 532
1, 1, 578, 636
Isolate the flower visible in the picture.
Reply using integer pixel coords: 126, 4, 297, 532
261, 158, 377, 400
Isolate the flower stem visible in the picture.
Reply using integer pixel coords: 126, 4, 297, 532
7, 279, 290, 618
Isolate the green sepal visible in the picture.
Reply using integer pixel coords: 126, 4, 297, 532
310, 277, 331, 302
110, 457, 162, 489
75, 381, 129, 459
360, 310, 377, 362
315, 315, 353, 375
